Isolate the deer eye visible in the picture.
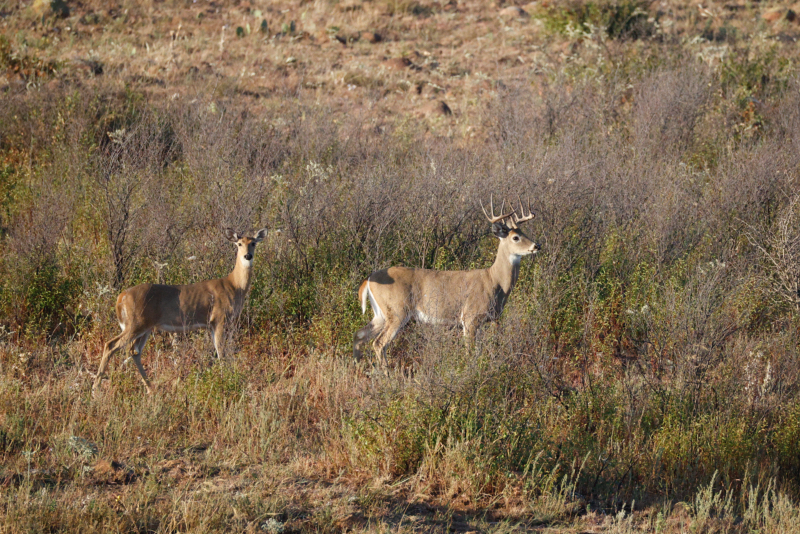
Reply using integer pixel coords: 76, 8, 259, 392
512, 235, 520, 242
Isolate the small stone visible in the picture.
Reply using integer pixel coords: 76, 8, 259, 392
92, 459, 122, 478
360, 31, 381, 43
420, 100, 452, 117
31, 0, 69, 18
418, 81, 445, 97
523, 1, 539, 12
73, 58, 103, 76
762, 8, 784, 23
334, 33, 360, 45
382, 57, 413, 70
499, 6, 529, 19
68, 436, 99, 459
80, 12, 103, 25
339, 0, 362, 12
262, 518, 285, 533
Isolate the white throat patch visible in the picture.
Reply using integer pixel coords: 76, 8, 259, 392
508, 254, 522, 266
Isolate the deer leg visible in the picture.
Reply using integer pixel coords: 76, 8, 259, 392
462, 319, 479, 351
93, 331, 133, 391
353, 319, 383, 362
211, 320, 226, 359
372, 316, 408, 368
130, 332, 153, 394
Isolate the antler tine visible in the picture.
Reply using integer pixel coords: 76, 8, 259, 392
511, 195, 536, 227
480, 198, 491, 220
480, 194, 516, 224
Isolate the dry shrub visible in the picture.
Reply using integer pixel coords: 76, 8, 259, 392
632, 67, 711, 161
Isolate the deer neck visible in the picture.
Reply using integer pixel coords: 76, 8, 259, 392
227, 255, 254, 295
488, 241, 521, 295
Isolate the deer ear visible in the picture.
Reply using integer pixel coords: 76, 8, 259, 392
253, 227, 269, 242
224, 228, 240, 242
492, 222, 509, 239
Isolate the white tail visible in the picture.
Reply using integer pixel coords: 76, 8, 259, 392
353, 197, 540, 366
93, 227, 269, 394
359, 279, 369, 314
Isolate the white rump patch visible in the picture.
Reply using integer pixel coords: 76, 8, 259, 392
364, 279, 384, 320
118, 302, 127, 331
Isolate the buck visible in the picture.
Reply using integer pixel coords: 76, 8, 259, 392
93, 227, 269, 394
353, 198, 540, 365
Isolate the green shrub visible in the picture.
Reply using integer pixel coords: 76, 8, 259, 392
538, 0, 654, 40
15, 259, 81, 339
774, 402, 800, 488
190, 364, 248, 410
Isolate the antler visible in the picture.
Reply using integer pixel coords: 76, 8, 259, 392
507, 196, 535, 229
480, 194, 516, 224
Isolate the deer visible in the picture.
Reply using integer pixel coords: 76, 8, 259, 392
92, 227, 269, 395
353, 198, 540, 366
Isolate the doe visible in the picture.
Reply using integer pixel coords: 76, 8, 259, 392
93, 227, 268, 394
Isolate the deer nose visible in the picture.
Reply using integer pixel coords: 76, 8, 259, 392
244, 253, 253, 261
533, 243, 542, 251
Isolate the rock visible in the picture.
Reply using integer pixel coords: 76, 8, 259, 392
334, 33, 361, 45
762, 8, 784, 23
418, 81, 445, 97
45, 78, 61, 92
524, 1, 539, 12
68, 436, 99, 459
382, 57, 413, 70
262, 518, 285, 534
80, 12, 103, 25
90, 459, 134, 483
420, 100, 452, 117
499, 6, 529, 19
73, 58, 103, 76
360, 31, 381, 43
92, 459, 122, 478
339, 0, 362, 12
31, 0, 69, 18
